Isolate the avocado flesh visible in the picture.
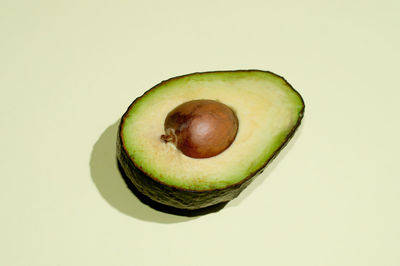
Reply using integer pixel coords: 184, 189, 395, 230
117, 70, 304, 210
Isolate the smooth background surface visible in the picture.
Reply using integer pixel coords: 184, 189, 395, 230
1, 0, 399, 265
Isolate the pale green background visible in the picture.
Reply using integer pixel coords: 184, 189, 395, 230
1, 0, 399, 265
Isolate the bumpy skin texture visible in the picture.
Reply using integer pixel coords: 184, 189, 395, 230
116, 70, 305, 210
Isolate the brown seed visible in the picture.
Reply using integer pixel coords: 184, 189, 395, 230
161, 99, 239, 158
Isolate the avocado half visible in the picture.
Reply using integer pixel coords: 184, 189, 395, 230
117, 70, 305, 210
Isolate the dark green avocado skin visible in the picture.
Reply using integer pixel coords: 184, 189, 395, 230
116, 70, 305, 211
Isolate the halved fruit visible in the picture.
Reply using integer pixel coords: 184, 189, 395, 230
117, 70, 304, 210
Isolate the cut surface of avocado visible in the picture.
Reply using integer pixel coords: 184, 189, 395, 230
119, 70, 304, 193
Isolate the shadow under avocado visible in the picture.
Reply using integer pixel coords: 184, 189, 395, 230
89, 121, 227, 223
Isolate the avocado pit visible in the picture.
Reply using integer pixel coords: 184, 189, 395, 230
161, 99, 239, 158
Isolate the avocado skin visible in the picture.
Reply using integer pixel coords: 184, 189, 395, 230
116, 70, 305, 210
117, 161, 229, 216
